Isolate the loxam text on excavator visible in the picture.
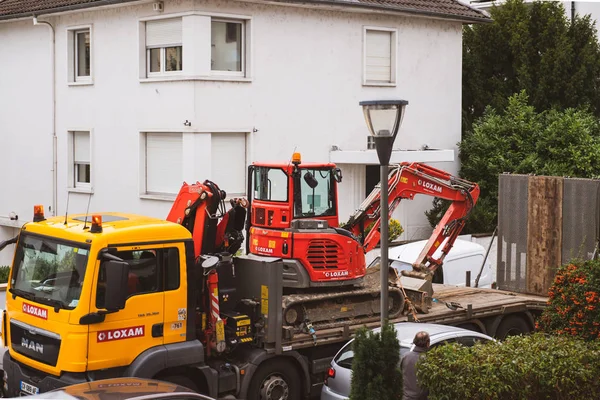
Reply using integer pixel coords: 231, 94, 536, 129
0, 156, 544, 400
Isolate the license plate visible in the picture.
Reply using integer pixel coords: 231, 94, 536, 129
20, 381, 39, 395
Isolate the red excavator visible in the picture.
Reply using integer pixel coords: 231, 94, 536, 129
247, 153, 480, 287
166, 155, 479, 330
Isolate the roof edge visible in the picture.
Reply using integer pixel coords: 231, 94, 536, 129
0, 0, 142, 21
0, 0, 493, 23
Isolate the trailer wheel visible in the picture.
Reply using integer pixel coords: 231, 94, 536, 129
495, 315, 531, 340
247, 358, 302, 400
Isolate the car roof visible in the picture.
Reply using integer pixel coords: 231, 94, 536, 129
22, 378, 202, 400
388, 239, 485, 264
371, 322, 493, 347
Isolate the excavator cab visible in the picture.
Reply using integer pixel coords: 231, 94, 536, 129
246, 154, 367, 288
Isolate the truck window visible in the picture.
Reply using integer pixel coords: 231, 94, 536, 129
96, 247, 180, 308
254, 167, 288, 202
294, 168, 336, 218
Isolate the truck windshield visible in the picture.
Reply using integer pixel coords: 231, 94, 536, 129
11, 233, 90, 310
294, 168, 336, 218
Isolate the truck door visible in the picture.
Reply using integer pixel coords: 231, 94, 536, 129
87, 245, 165, 371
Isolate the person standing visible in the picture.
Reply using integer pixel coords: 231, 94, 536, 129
401, 331, 430, 400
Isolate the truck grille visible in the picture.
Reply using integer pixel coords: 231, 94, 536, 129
10, 319, 61, 367
306, 240, 344, 269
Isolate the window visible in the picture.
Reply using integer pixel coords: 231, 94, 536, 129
145, 133, 183, 195
211, 133, 247, 195
364, 28, 397, 85
293, 168, 336, 219
72, 131, 91, 188
254, 167, 288, 202
211, 19, 244, 75
146, 18, 183, 75
67, 26, 92, 84
96, 247, 180, 308
75, 29, 90, 80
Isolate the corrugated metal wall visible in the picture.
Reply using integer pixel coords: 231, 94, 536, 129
497, 175, 600, 295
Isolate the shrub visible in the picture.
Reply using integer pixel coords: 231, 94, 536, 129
537, 258, 600, 340
350, 322, 402, 400
364, 219, 404, 242
417, 333, 600, 400
0, 266, 9, 284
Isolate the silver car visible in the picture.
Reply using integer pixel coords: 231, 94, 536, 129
321, 322, 494, 400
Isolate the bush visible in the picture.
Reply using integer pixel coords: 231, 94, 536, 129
350, 322, 402, 400
0, 266, 9, 284
417, 333, 600, 400
428, 91, 600, 233
364, 219, 404, 242
537, 258, 600, 340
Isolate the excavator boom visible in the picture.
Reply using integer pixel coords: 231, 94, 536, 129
343, 162, 480, 277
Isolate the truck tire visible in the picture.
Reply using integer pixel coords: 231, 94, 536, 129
495, 315, 531, 340
247, 358, 302, 400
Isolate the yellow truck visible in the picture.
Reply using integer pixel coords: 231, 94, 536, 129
0, 171, 546, 399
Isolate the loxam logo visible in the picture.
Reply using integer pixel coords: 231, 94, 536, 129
21, 338, 43, 354
22, 303, 48, 320
418, 179, 443, 194
97, 326, 145, 342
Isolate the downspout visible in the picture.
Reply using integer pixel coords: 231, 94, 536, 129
33, 16, 57, 217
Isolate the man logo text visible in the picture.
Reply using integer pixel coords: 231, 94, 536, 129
22, 303, 48, 320
21, 338, 43, 354
97, 326, 145, 342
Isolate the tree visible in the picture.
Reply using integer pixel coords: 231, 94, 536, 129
350, 322, 402, 400
427, 91, 600, 233
463, 0, 600, 132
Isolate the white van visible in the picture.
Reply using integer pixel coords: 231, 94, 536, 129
382, 239, 494, 289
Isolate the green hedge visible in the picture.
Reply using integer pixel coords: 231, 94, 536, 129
417, 333, 600, 400
0, 266, 9, 284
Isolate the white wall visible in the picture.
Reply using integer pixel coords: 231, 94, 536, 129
0, 0, 463, 263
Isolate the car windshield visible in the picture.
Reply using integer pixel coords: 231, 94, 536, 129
294, 168, 336, 218
11, 233, 90, 310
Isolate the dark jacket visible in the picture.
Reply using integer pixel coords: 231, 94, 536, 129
401, 346, 429, 400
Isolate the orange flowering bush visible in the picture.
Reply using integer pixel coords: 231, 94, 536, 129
537, 259, 600, 340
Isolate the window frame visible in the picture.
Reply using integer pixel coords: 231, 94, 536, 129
363, 26, 397, 87
67, 25, 93, 85
68, 130, 93, 192
210, 18, 246, 77
145, 18, 184, 77
142, 132, 184, 197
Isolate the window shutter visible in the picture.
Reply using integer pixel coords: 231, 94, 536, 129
366, 30, 392, 82
74, 131, 90, 163
146, 18, 182, 47
146, 133, 183, 194
211, 133, 246, 195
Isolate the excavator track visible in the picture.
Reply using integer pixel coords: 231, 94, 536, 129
281, 265, 406, 333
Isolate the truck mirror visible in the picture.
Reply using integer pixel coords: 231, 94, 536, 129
103, 260, 129, 311
333, 168, 343, 183
303, 172, 318, 189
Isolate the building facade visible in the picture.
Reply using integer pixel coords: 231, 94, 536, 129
0, 0, 489, 266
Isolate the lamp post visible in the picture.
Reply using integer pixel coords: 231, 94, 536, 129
359, 99, 408, 323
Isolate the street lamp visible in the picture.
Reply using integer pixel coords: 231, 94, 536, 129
359, 99, 409, 323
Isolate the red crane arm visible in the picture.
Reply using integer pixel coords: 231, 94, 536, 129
343, 162, 480, 275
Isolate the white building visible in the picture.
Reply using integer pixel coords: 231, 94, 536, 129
0, 0, 489, 266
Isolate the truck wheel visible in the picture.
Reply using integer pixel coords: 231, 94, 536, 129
247, 359, 302, 400
495, 315, 531, 340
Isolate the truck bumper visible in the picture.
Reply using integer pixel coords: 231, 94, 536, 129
3, 352, 87, 397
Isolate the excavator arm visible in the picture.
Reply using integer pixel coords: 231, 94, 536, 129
166, 180, 248, 259
343, 162, 479, 277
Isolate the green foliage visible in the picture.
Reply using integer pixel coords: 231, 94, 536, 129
350, 322, 402, 400
429, 91, 600, 232
364, 219, 404, 242
0, 266, 9, 284
537, 259, 600, 340
463, 0, 600, 131
417, 333, 600, 400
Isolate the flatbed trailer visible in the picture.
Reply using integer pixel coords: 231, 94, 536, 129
234, 256, 547, 398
